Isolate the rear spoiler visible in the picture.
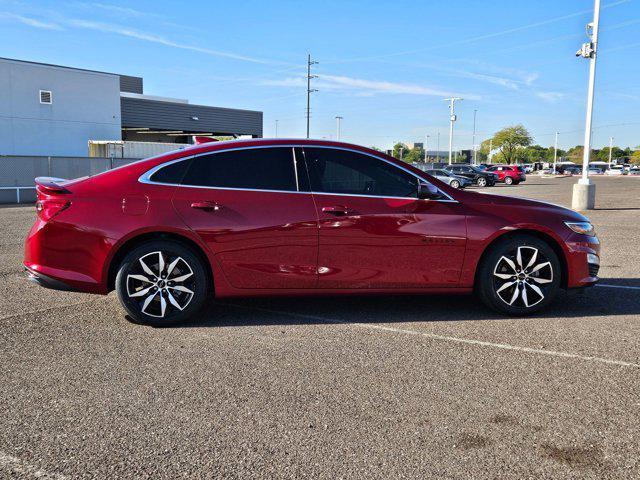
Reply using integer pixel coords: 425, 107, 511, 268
35, 177, 71, 194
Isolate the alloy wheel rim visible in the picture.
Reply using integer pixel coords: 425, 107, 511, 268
478, 178, 486, 186
493, 246, 553, 308
126, 251, 195, 318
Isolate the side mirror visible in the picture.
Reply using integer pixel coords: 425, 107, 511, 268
418, 182, 443, 200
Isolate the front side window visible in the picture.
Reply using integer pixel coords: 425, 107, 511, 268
181, 147, 297, 191
303, 147, 418, 198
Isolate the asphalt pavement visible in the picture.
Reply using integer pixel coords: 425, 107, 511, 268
1, 175, 639, 479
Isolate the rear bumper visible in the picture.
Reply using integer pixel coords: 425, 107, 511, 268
24, 266, 74, 292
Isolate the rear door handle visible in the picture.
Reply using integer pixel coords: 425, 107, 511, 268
191, 201, 222, 212
321, 205, 351, 216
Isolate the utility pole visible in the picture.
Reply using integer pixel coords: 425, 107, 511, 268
572, 0, 600, 210
400, 147, 404, 162
472, 109, 477, 165
489, 139, 493, 163
437, 132, 440, 162
444, 97, 462, 165
553, 131, 559, 174
335, 116, 343, 141
306, 54, 318, 139
275, 119, 279, 138
425, 135, 430, 162
608, 136, 613, 167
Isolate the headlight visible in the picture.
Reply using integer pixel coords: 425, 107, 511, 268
565, 221, 596, 236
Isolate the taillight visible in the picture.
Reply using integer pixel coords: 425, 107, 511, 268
36, 199, 70, 221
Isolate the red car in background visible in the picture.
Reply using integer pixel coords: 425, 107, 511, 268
24, 139, 599, 326
486, 165, 527, 185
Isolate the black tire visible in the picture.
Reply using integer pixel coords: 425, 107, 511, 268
476, 177, 488, 187
476, 234, 561, 316
115, 240, 210, 327
504, 176, 514, 185
450, 179, 460, 189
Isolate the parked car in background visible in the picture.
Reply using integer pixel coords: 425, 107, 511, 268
588, 167, 604, 175
24, 138, 600, 325
606, 166, 625, 175
522, 164, 534, 174
444, 164, 497, 187
562, 165, 582, 176
485, 165, 527, 185
628, 167, 640, 175
424, 169, 471, 189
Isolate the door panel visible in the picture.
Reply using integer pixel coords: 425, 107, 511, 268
170, 147, 318, 289
314, 194, 466, 288
302, 147, 467, 289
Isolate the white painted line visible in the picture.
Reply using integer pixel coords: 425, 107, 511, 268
596, 283, 640, 291
0, 451, 67, 479
224, 303, 640, 369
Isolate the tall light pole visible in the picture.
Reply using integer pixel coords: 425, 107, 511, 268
425, 134, 430, 162
444, 97, 462, 165
553, 131, 559, 174
608, 136, 613, 167
489, 139, 493, 163
472, 109, 477, 165
335, 116, 343, 140
437, 132, 440, 162
572, 0, 600, 211
275, 119, 279, 138
306, 54, 318, 139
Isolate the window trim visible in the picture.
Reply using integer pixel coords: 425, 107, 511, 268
139, 144, 457, 203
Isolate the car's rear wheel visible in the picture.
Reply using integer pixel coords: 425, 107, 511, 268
450, 179, 460, 189
477, 235, 560, 316
115, 240, 209, 326
476, 177, 487, 187
504, 176, 514, 185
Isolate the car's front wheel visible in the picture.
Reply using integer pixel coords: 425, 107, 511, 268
504, 176, 514, 185
450, 179, 460, 189
476, 177, 487, 187
115, 240, 210, 326
477, 235, 561, 315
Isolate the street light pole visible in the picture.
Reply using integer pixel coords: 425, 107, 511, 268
472, 109, 477, 165
553, 131, 559, 174
608, 136, 613, 168
437, 132, 440, 162
425, 135, 430, 162
489, 138, 493, 163
275, 119, 279, 138
444, 97, 462, 165
335, 116, 343, 140
572, 0, 600, 210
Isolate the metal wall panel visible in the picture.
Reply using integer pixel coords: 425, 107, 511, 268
119, 75, 143, 94
121, 97, 263, 137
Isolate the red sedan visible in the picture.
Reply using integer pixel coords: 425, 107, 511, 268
486, 165, 527, 185
24, 139, 599, 326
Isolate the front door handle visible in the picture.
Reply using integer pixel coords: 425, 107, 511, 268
321, 205, 351, 216
191, 201, 222, 212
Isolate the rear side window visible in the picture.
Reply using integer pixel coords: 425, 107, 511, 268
149, 158, 192, 184
181, 147, 297, 191
303, 147, 418, 198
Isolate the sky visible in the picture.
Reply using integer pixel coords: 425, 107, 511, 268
1, 0, 639, 151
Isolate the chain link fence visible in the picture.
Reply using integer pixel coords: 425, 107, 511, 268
0, 156, 139, 203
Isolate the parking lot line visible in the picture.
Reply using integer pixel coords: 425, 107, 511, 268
596, 283, 640, 291
224, 303, 640, 369
0, 451, 67, 480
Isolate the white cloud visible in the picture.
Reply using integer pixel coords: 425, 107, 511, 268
0, 12, 63, 30
535, 91, 564, 102
263, 74, 480, 99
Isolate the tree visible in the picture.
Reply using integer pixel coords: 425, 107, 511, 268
595, 146, 624, 163
487, 125, 533, 164
630, 148, 640, 165
566, 146, 584, 163
404, 147, 425, 164
392, 142, 409, 160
